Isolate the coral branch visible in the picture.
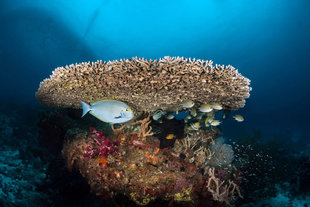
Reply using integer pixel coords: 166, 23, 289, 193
206, 167, 242, 205
113, 114, 154, 140
111, 123, 128, 134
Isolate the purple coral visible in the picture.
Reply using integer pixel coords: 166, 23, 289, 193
83, 127, 120, 158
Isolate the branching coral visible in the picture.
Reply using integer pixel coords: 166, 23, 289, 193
172, 130, 217, 168
172, 135, 201, 160
112, 114, 153, 140
207, 168, 243, 205
36, 56, 251, 112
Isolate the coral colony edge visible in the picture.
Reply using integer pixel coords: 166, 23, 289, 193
36, 56, 251, 206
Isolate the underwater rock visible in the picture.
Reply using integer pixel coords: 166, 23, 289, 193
0, 149, 49, 206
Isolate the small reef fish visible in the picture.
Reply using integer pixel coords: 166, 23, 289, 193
207, 110, 215, 119
166, 114, 175, 120
190, 122, 200, 130
199, 104, 213, 113
210, 120, 221, 126
80, 100, 134, 124
233, 114, 244, 122
205, 117, 210, 127
212, 103, 223, 110
153, 109, 166, 121
222, 110, 230, 120
184, 114, 192, 123
190, 108, 197, 117
180, 100, 195, 108
165, 134, 175, 140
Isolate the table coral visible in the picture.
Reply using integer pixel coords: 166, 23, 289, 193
36, 56, 251, 112
37, 56, 250, 206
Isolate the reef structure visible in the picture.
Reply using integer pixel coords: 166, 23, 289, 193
63, 119, 242, 206
36, 56, 251, 112
36, 57, 250, 206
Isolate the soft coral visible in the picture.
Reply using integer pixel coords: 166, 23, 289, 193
83, 127, 120, 158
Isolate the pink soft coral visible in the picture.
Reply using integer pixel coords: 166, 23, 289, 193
83, 127, 120, 158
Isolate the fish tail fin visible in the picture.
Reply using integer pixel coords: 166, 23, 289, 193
80, 101, 91, 117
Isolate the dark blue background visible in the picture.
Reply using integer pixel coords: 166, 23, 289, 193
1, 0, 309, 140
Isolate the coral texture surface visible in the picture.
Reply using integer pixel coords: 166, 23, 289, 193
36, 56, 251, 112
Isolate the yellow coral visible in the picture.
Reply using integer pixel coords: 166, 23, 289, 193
174, 187, 192, 202
130, 192, 155, 206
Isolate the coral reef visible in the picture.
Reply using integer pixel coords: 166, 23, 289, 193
0, 112, 51, 207
83, 127, 120, 159
206, 168, 242, 205
62, 117, 242, 206
36, 56, 250, 206
207, 137, 234, 167
33, 110, 310, 207
36, 56, 251, 112
0, 150, 49, 207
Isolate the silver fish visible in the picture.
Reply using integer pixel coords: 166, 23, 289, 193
81, 100, 134, 124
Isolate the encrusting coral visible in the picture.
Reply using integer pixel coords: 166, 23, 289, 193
36, 56, 251, 112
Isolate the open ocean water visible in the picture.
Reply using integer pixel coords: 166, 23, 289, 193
0, 0, 310, 206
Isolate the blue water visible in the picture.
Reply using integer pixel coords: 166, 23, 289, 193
0, 0, 310, 206
1, 0, 310, 137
